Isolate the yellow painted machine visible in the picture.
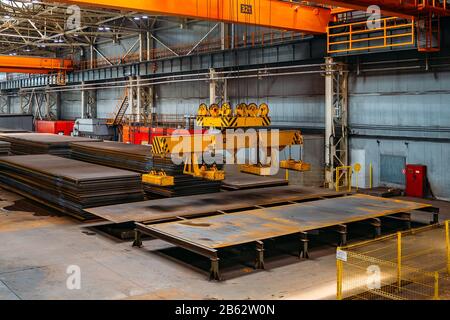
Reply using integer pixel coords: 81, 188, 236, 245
196, 102, 271, 128
143, 102, 310, 186
142, 170, 174, 187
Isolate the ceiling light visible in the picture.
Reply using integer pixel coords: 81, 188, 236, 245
142, 16, 148, 19
134, 17, 140, 20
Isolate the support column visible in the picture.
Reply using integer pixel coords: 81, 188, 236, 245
20, 90, 28, 114
324, 57, 349, 189
81, 82, 88, 119
148, 86, 155, 114
44, 89, 60, 120
20, 89, 34, 115
209, 68, 217, 105
89, 44, 96, 69
0, 91, 10, 114
220, 23, 230, 50
129, 76, 138, 122
133, 230, 143, 247
87, 90, 97, 119
209, 68, 227, 105
139, 33, 145, 62
147, 31, 154, 60
138, 85, 154, 123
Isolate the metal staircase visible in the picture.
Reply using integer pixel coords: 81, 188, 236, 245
107, 88, 129, 126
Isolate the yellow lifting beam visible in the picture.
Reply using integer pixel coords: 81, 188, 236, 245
142, 170, 175, 187
152, 130, 309, 180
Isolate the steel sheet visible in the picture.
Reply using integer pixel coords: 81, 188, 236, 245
86, 186, 348, 223
146, 195, 431, 249
0, 133, 101, 156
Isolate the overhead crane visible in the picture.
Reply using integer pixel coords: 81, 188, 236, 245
2, 0, 447, 78
53, 0, 450, 52
0, 55, 73, 84
50, 0, 331, 34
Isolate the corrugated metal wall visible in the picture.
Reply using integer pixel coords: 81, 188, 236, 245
155, 74, 325, 129
349, 70, 450, 200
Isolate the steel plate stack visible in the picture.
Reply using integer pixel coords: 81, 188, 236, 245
145, 156, 222, 197
0, 154, 144, 220
70, 141, 222, 197
0, 141, 11, 156
0, 128, 30, 133
70, 141, 153, 172
0, 133, 101, 157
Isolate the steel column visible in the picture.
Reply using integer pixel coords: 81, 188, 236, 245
0, 91, 10, 114
209, 68, 227, 105
324, 57, 349, 189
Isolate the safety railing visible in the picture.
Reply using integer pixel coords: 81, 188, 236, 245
337, 221, 450, 300
122, 113, 187, 127
328, 17, 415, 54
74, 30, 306, 70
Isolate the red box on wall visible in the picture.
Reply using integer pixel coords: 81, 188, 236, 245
35, 120, 75, 136
405, 164, 427, 198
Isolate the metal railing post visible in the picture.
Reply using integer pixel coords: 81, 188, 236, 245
434, 272, 440, 300
446, 220, 450, 275
397, 232, 402, 291
337, 249, 343, 300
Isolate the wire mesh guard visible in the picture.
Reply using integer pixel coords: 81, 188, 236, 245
337, 221, 450, 300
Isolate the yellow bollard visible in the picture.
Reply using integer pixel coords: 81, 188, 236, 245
434, 272, 440, 300
336, 251, 343, 300
446, 221, 450, 275
397, 232, 402, 291
285, 169, 289, 182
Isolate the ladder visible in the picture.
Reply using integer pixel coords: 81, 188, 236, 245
107, 88, 129, 126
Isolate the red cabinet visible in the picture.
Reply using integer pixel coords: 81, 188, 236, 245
405, 164, 427, 198
35, 120, 75, 136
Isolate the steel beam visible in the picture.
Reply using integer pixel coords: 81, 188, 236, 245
0, 55, 73, 74
0, 39, 326, 90
53, 0, 331, 34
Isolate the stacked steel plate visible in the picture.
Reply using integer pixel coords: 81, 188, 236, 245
146, 157, 222, 197
70, 141, 222, 197
0, 128, 30, 133
70, 141, 153, 172
0, 133, 101, 156
0, 154, 144, 220
0, 141, 10, 156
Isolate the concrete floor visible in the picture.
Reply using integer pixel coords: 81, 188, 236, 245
0, 188, 449, 300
